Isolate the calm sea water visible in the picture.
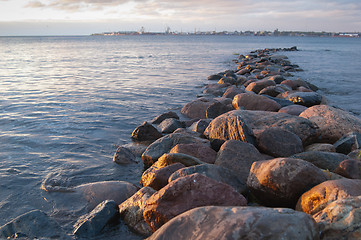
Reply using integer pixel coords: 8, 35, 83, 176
0, 35, 360, 238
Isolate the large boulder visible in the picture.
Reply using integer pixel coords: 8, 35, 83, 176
158, 118, 184, 133
296, 179, 361, 215
245, 79, 276, 93
313, 196, 361, 240
206, 110, 319, 146
290, 151, 349, 172
181, 97, 217, 119
168, 164, 247, 194
215, 140, 265, 182
73, 200, 118, 237
232, 92, 281, 112
188, 119, 212, 135
0, 210, 70, 240
222, 85, 244, 99
141, 132, 210, 167
285, 92, 323, 107
131, 122, 163, 142
143, 173, 247, 232
147, 206, 319, 240
333, 132, 361, 155
247, 158, 327, 208
118, 187, 156, 237
299, 105, 361, 143
113, 146, 137, 164
256, 127, 303, 157
205, 100, 234, 119
334, 159, 361, 179
169, 143, 217, 164
278, 104, 308, 116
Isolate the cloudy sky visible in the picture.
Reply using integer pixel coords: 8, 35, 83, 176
0, 0, 360, 35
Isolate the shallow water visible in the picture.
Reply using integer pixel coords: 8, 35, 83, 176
0, 35, 360, 238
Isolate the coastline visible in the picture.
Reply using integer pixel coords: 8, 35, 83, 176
1, 47, 361, 239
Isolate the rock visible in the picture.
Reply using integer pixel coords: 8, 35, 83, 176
247, 158, 327, 208
147, 206, 319, 240
188, 119, 212, 135
181, 97, 218, 119
257, 127, 303, 157
296, 178, 361, 215
285, 92, 323, 107
113, 146, 137, 164
202, 83, 230, 96
222, 85, 244, 99
118, 187, 156, 236
305, 143, 336, 152
169, 143, 217, 164
245, 79, 276, 93
73, 200, 118, 237
300, 105, 361, 143
155, 153, 205, 167
131, 122, 163, 142
268, 75, 285, 84
218, 76, 236, 85
141, 132, 210, 167
215, 140, 265, 183
232, 92, 282, 112
333, 132, 361, 155
322, 169, 345, 181
290, 151, 349, 172
264, 95, 295, 107
205, 100, 234, 119
278, 104, 308, 116
203, 110, 256, 150
348, 149, 361, 160
151, 111, 179, 124
143, 173, 247, 232
334, 159, 361, 179
313, 196, 361, 240
213, 110, 319, 146
169, 163, 247, 194
74, 181, 138, 209
259, 85, 286, 97
207, 74, 222, 81
158, 118, 184, 133
0, 210, 70, 240
141, 162, 185, 190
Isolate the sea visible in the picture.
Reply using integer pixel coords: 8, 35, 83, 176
0, 35, 360, 239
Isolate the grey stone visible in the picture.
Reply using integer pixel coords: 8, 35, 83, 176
151, 111, 179, 124
158, 118, 184, 133
334, 132, 361, 155
113, 146, 137, 164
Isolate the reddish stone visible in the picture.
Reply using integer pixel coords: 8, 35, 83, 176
232, 93, 281, 112
278, 105, 308, 116
141, 163, 185, 190
334, 159, 361, 179
170, 143, 217, 164
245, 79, 276, 94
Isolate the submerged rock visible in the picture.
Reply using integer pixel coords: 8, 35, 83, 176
113, 146, 137, 164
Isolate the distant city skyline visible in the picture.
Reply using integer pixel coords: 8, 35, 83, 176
0, 0, 361, 36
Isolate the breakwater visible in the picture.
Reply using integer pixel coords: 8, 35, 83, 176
1, 47, 361, 239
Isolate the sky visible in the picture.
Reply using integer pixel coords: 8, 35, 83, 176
0, 0, 360, 36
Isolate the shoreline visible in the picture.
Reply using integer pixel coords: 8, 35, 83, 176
1, 47, 361, 239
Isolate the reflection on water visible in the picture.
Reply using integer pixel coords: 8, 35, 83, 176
0, 35, 360, 238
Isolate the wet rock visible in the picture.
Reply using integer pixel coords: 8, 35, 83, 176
141, 132, 210, 167
141, 162, 185, 190
232, 92, 282, 112
218, 76, 237, 85
247, 158, 327, 208
313, 196, 361, 240
158, 118, 184, 133
245, 79, 276, 93
333, 132, 361, 155
147, 206, 319, 240
257, 127, 303, 157
222, 85, 244, 99
259, 85, 286, 97
188, 119, 212, 135
300, 105, 361, 143
151, 111, 179, 124
334, 159, 361, 179
131, 122, 163, 142
143, 173, 247, 232
220, 110, 319, 146
207, 74, 222, 81
118, 187, 156, 237
278, 104, 308, 116
74, 181, 138, 209
291, 151, 349, 172
181, 97, 217, 119
296, 178, 361, 215
73, 200, 118, 237
285, 92, 323, 107
305, 143, 336, 152
113, 146, 137, 164
203, 110, 256, 150
202, 83, 230, 97
170, 143, 217, 164
215, 140, 264, 183
0, 210, 70, 240
168, 164, 247, 194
